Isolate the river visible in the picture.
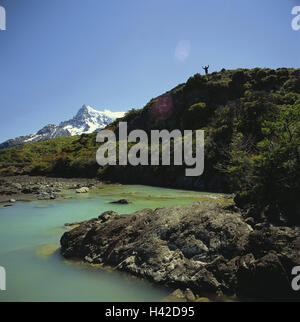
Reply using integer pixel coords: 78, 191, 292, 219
0, 184, 220, 302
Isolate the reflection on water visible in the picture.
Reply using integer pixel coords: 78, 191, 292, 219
0, 184, 222, 302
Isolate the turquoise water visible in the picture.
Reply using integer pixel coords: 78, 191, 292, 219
0, 184, 219, 302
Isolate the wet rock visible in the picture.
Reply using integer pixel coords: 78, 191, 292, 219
65, 222, 78, 227
184, 288, 196, 302
60, 200, 300, 300
0, 175, 102, 203
163, 289, 186, 302
76, 187, 89, 193
61, 201, 251, 295
84, 256, 94, 263
98, 211, 118, 223
37, 191, 57, 200
110, 199, 130, 204
195, 297, 210, 302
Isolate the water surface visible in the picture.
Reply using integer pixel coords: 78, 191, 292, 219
0, 184, 220, 302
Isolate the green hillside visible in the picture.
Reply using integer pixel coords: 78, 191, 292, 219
1, 67, 299, 223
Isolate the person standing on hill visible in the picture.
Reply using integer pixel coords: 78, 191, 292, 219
202, 65, 209, 75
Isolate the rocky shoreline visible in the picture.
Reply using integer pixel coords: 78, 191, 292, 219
0, 175, 101, 206
60, 201, 300, 301
1, 175, 299, 301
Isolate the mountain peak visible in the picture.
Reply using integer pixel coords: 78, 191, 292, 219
0, 105, 126, 149
80, 104, 94, 112
76, 105, 95, 116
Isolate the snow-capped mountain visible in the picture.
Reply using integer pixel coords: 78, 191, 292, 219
0, 105, 125, 149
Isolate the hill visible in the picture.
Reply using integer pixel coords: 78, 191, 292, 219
1, 67, 299, 223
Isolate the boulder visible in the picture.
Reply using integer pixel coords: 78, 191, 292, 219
163, 289, 186, 302
110, 199, 130, 204
60, 201, 299, 300
184, 288, 196, 302
61, 201, 250, 294
76, 187, 89, 194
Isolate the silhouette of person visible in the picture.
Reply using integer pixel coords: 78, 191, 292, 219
202, 65, 209, 75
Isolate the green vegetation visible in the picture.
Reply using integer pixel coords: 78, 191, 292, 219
1, 67, 299, 223
0, 134, 99, 177
183, 102, 208, 129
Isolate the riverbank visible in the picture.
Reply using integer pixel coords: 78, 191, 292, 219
60, 200, 300, 301
1, 176, 299, 301
1, 183, 218, 302
0, 175, 102, 206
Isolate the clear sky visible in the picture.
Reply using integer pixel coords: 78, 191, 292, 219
0, 0, 299, 142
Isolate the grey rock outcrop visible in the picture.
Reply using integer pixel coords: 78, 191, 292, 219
60, 201, 300, 300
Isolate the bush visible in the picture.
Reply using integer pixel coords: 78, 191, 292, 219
182, 102, 209, 129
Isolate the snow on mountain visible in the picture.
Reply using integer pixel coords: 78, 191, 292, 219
59, 105, 123, 136
0, 105, 125, 149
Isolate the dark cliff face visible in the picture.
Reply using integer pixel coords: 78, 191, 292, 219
60, 201, 300, 301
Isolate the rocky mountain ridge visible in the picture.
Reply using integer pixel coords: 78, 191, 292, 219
0, 105, 125, 149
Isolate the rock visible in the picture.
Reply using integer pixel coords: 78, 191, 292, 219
11, 183, 22, 190
98, 211, 118, 223
184, 288, 196, 302
0, 176, 101, 203
21, 188, 33, 194
60, 201, 300, 300
245, 217, 255, 227
235, 252, 291, 300
195, 297, 210, 302
60, 201, 253, 296
163, 289, 202, 302
36, 191, 57, 200
65, 222, 78, 227
84, 256, 94, 263
65, 218, 99, 230
110, 199, 130, 204
76, 187, 89, 194
163, 289, 186, 302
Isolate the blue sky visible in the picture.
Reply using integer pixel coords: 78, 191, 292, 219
0, 0, 299, 142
